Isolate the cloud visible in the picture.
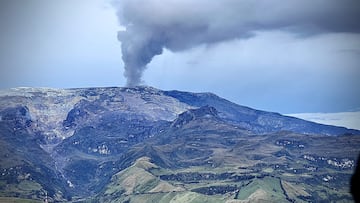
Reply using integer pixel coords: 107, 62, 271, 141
112, 0, 360, 86
288, 111, 360, 130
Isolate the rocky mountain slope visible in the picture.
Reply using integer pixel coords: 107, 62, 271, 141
0, 86, 359, 202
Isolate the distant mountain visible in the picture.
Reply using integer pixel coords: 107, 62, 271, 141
164, 90, 359, 135
0, 86, 359, 202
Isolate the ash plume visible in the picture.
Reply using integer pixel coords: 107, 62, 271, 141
112, 0, 360, 87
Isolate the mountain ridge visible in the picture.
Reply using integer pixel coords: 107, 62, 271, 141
0, 86, 359, 202
1, 86, 358, 138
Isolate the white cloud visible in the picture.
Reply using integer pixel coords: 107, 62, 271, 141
287, 111, 360, 130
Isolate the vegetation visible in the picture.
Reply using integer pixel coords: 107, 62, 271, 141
0, 87, 359, 202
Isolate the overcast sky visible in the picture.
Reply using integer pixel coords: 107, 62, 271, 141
0, 0, 359, 117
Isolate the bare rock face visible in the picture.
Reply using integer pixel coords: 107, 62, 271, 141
0, 86, 191, 143
1, 86, 357, 144
0, 86, 359, 202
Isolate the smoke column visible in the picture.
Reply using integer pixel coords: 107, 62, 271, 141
112, 0, 360, 87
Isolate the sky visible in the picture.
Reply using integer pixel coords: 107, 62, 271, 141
0, 0, 360, 126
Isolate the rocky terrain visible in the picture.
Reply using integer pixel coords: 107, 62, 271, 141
0, 86, 359, 202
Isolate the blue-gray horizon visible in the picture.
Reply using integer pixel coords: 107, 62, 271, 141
287, 111, 360, 131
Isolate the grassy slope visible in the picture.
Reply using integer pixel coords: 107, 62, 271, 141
0, 197, 42, 203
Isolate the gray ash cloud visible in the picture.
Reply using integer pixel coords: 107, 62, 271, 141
112, 0, 360, 87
